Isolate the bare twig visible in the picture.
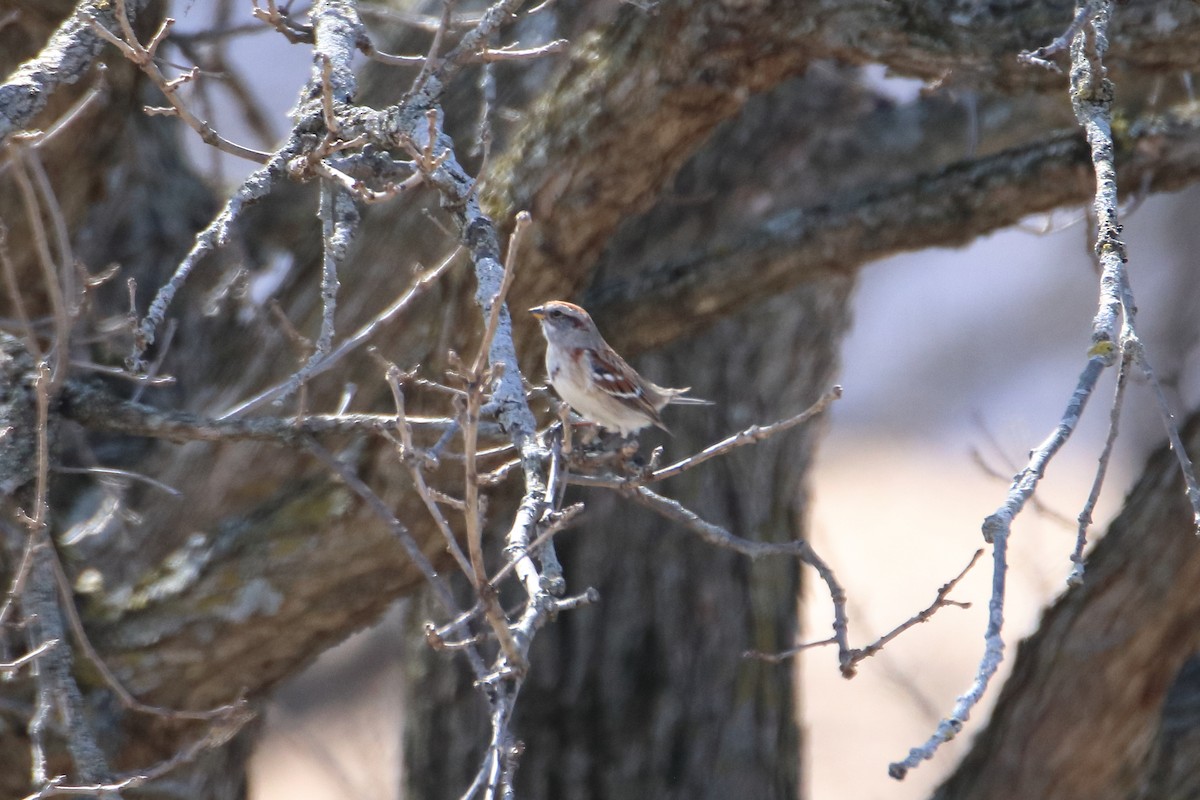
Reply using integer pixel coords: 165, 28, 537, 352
267, 182, 358, 409
847, 549, 981, 663
891, 2, 1164, 777
7, 147, 70, 389
88, 0, 270, 163
745, 637, 838, 663
251, 0, 314, 44
1017, 1, 1098, 70
359, 4, 485, 32
355, 32, 425, 65
217, 247, 461, 418
1129, 337, 1200, 527
461, 214, 529, 668
439, 0, 529, 76
61, 380, 493, 445
70, 361, 174, 387
644, 385, 840, 483
1, 638, 58, 674
305, 438, 488, 679
567, 386, 842, 490
17, 702, 255, 800
0, 222, 39, 361
45, 539, 243, 721
470, 39, 568, 63
409, 0, 458, 98
471, 212, 528, 377
0, 72, 108, 179
889, 354, 1108, 779
749, 549, 982, 666
130, 318, 177, 403
1069, 345, 1131, 584
968, 416, 1075, 528
24, 147, 80, 380
28, 646, 50, 786
0, 519, 37, 631
1066, 0, 1200, 526
0, 0, 147, 145
432, 502, 583, 641
627, 485, 853, 674
20, 367, 114, 786
385, 365, 476, 580
136, 152, 289, 360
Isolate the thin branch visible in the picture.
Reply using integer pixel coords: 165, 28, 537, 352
472, 211, 528, 376
645, 385, 840, 484
304, 438, 488, 680
0, 0, 148, 145
88, 2, 270, 163
1017, 1, 1098, 70
28, 643, 50, 787
69, 361, 174, 386
355, 32, 426, 65
627, 485, 852, 674
470, 39, 568, 63
847, 549, 981, 663
217, 247, 461, 419
267, 181, 357, 409
251, 0, 314, 44
25, 147, 79, 361
384, 365, 476, 581
745, 637, 837, 664
7, 146, 70, 388
45, 535, 243, 722
20, 368, 114, 784
359, 4, 485, 32
61, 380, 496, 444
0, 71, 108, 179
433, 502, 584, 642
1129, 337, 1200, 528
566, 386, 842, 490
409, 0, 458, 98
1, 638, 58, 674
439, 0, 528, 76
889, 354, 1108, 779
130, 318, 177, 403
1069, 345, 1131, 584
0, 221, 39, 361
54, 466, 182, 497
749, 549, 982, 667
1066, 0, 1200, 526
0, 518, 37, 631
461, 213, 528, 667
18, 702, 255, 800
891, 4, 1127, 777
136, 151, 289, 359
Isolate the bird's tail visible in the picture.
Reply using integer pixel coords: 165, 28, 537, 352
664, 387, 714, 406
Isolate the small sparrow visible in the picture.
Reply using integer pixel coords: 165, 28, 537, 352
530, 300, 710, 436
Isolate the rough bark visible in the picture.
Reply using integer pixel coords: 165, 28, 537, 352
2, 0, 1200, 797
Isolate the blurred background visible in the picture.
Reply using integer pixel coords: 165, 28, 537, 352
154, 3, 1200, 798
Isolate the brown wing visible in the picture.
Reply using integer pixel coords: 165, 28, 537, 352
584, 348, 668, 430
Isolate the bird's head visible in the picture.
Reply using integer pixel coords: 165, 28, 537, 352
529, 300, 597, 341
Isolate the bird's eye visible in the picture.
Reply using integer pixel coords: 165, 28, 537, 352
549, 309, 563, 319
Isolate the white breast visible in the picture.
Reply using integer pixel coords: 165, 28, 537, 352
545, 345, 651, 435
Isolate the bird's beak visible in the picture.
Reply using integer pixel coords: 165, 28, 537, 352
529, 305, 546, 320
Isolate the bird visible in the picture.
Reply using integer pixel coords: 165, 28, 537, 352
529, 300, 710, 436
